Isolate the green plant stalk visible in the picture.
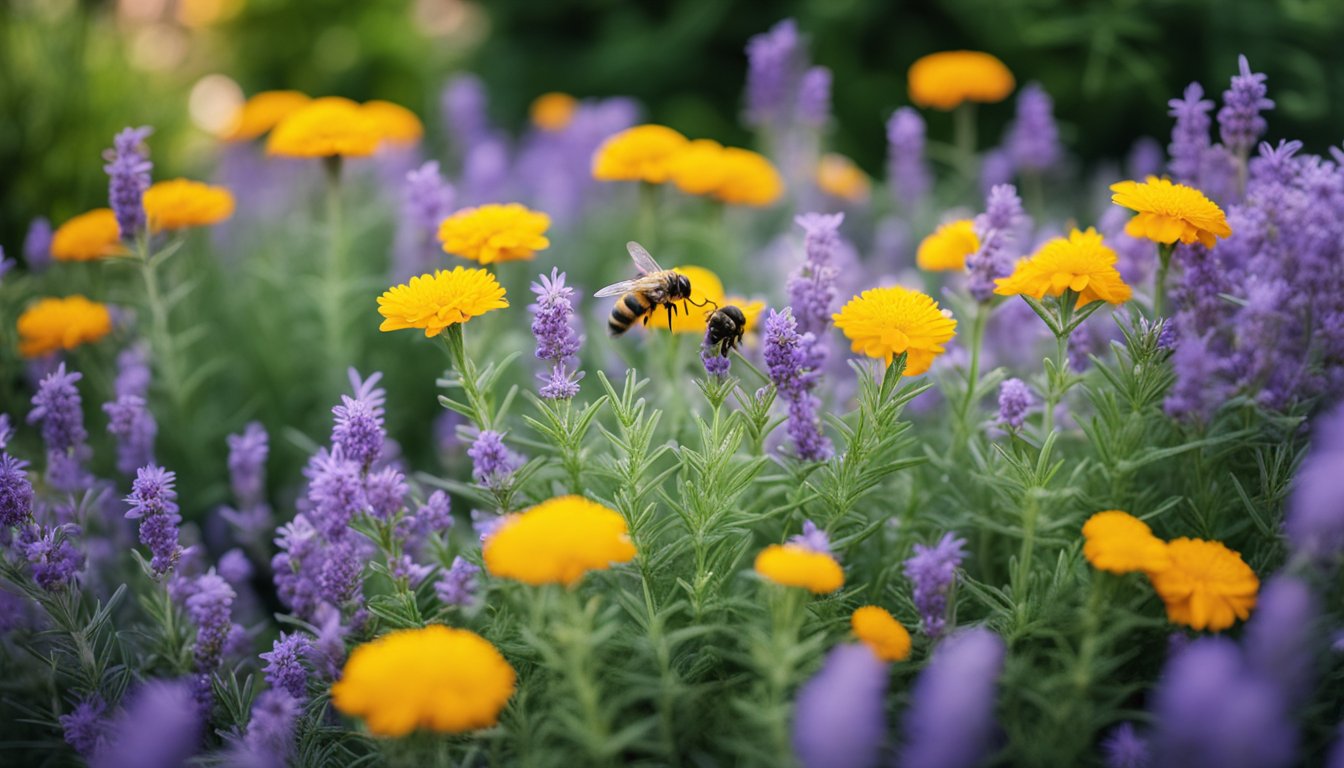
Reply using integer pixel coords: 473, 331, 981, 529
762, 587, 804, 763
638, 181, 658, 249
957, 301, 989, 434
1014, 490, 1040, 608
442, 325, 493, 430
1153, 242, 1175, 318
1042, 332, 1068, 437
557, 587, 613, 764
954, 102, 978, 182
136, 240, 188, 423
321, 156, 349, 386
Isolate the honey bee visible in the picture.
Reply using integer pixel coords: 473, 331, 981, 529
704, 305, 747, 357
595, 241, 711, 335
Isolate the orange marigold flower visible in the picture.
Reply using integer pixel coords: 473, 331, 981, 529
377, 267, 508, 337
993, 228, 1133, 308
592, 124, 689, 184
916, 219, 979, 272
51, 209, 126, 262
267, 97, 380, 158
17, 296, 114, 358
908, 51, 1015, 110
1109, 177, 1232, 248
220, 90, 311, 141
143, 179, 235, 232
362, 100, 424, 146
816, 153, 871, 203
851, 606, 911, 661
754, 544, 844, 594
483, 495, 637, 586
713, 148, 784, 207
1081, 510, 1170, 574
667, 139, 729, 196
832, 286, 957, 375
438, 203, 551, 264
1147, 538, 1259, 632
530, 92, 578, 131
331, 625, 516, 736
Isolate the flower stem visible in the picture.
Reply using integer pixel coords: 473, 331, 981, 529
557, 587, 613, 764
137, 245, 188, 422
954, 102, 978, 182
321, 157, 349, 388
1153, 242, 1175, 318
957, 301, 989, 431
442, 325, 493, 430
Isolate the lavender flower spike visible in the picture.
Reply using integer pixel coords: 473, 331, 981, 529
1243, 575, 1319, 706
103, 126, 153, 241
435, 556, 481, 607
23, 216, 52, 270
125, 465, 182, 577
469, 430, 523, 492
790, 519, 831, 554
1006, 82, 1062, 173
186, 570, 236, 675
1101, 722, 1150, 768
104, 394, 157, 476
1167, 83, 1213, 185
24, 524, 85, 590
886, 107, 932, 209
968, 184, 1026, 303
792, 644, 888, 768
796, 66, 832, 128
1286, 404, 1344, 562
997, 378, 1033, 430
1218, 55, 1273, 155
92, 679, 203, 768
763, 308, 832, 462
404, 160, 455, 247
261, 632, 312, 700
788, 212, 843, 340
530, 268, 583, 399
227, 421, 269, 507
700, 331, 732, 377
28, 363, 92, 492
229, 689, 300, 768
331, 368, 387, 469
0, 453, 35, 527
744, 18, 803, 128
60, 695, 107, 757
899, 627, 1006, 768
903, 532, 967, 637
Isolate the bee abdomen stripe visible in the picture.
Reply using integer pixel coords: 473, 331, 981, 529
623, 294, 648, 314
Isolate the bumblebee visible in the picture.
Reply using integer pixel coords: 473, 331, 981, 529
704, 305, 747, 357
595, 241, 709, 334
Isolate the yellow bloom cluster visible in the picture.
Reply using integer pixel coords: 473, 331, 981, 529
438, 203, 551, 264
362, 100, 425, 146
221, 90, 310, 141
483, 495, 637, 586
753, 544, 844, 594
994, 228, 1133, 308
1109, 177, 1232, 248
267, 96, 423, 158
908, 51, 1015, 110
1082, 510, 1259, 632
815, 153, 871, 203
530, 92, 578, 131
16, 296, 113, 358
851, 606, 911, 662
331, 625, 516, 737
377, 267, 509, 338
916, 219, 979, 272
144, 179, 235, 232
594, 126, 784, 206
832, 286, 957, 375
51, 209, 126, 262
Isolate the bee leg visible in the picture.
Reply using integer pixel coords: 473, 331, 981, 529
642, 313, 651, 327
666, 304, 674, 330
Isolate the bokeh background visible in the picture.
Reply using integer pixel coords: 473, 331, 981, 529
3, 0, 1343, 252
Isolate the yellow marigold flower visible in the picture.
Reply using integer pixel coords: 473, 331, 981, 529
728, 297, 766, 334
1109, 177, 1232, 248
220, 90, 310, 141
1081, 510, 1170, 574
647, 266, 725, 334
331, 625, 516, 737
438, 203, 551, 264
483, 495, 637, 586
592, 124, 689, 184
363, 100, 424, 146
993, 228, 1133, 308
17, 296, 114, 358
713, 148, 784, 207
377, 267, 508, 338
908, 50, 1015, 110
667, 139, 729, 196
530, 92, 578, 131
832, 286, 957, 376
51, 209, 126, 262
816, 153, 871, 203
1147, 538, 1259, 632
851, 606, 911, 662
916, 219, 979, 272
754, 544, 844, 594
143, 179, 235, 232
267, 96, 380, 158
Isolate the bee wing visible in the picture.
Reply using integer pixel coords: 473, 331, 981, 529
626, 241, 664, 275
594, 278, 643, 298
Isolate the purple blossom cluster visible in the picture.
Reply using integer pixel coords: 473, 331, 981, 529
60, 695, 106, 757
103, 126, 152, 240
997, 378, 1033, 430
1218, 55, 1274, 156
94, 679, 203, 768
900, 627, 1005, 768
1004, 82, 1062, 174
788, 213, 842, 344
435, 556, 480, 607
394, 160, 455, 277
903, 532, 966, 638
763, 309, 832, 462
744, 19, 803, 128
1285, 404, 1344, 563
791, 644, 887, 768
261, 632, 312, 700
104, 347, 157, 476
0, 453, 35, 527
230, 689, 300, 768
968, 185, 1027, 302
221, 421, 273, 546
22, 523, 85, 590
186, 570, 236, 676
28, 364, 93, 493
331, 369, 387, 469
886, 107, 932, 210
530, 269, 583, 399
469, 430, 523, 492
24, 216, 52, 270
124, 465, 181, 577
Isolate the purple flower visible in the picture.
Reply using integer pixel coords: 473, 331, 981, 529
0, 247, 11, 285
261, 632, 312, 700
796, 66, 832, 128
28, 364, 91, 491
25, 523, 84, 590
744, 19, 803, 128
1005, 82, 1062, 173
472, 509, 506, 541
0, 413, 12, 451
92, 679, 202, 768
792, 644, 888, 768
331, 369, 386, 469
886, 107, 931, 209
1242, 575, 1319, 706
390, 554, 432, 586
124, 465, 182, 577
23, 216, 52, 271
0, 453, 35, 527
469, 430, 523, 492
104, 395, 156, 476
763, 309, 832, 462
1218, 55, 1273, 156
997, 378, 1032, 430
701, 332, 732, 377
1101, 722, 1150, 768
789, 212, 843, 340
969, 185, 1026, 302
227, 421, 269, 507
979, 148, 1015, 196
305, 450, 367, 540
1151, 638, 1297, 768
440, 74, 492, 153
364, 466, 407, 521
396, 160, 456, 276
310, 603, 347, 678
412, 490, 454, 536
318, 538, 364, 608
103, 126, 153, 241
1168, 83, 1214, 185
903, 532, 966, 638
1126, 137, 1165, 180
186, 571, 235, 676
530, 268, 584, 399
232, 689, 299, 768
789, 520, 831, 554
435, 556, 481, 607
899, 627, 1005, 768
1287, 405, 1344, 561
60, 695, 106, 757
272, 515, 322, 618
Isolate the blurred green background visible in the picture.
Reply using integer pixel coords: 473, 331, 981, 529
2, 0, 1342, 252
